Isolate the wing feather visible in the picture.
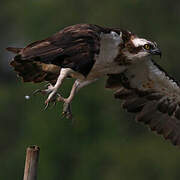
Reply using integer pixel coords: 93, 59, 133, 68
7, 24, 104, 83
106, 59, 180, 146
19, 24, 102, 76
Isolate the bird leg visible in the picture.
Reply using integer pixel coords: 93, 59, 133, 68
59, 80, 80, 119
33, 68, 72, 108
58, 79, 97, 119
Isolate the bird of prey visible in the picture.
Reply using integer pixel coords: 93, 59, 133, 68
7, 24, 180, 146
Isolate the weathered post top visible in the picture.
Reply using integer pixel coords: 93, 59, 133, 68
23, 145, 40, 180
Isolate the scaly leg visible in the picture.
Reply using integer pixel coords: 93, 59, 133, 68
58, 79, 98, 119
34, 68, 72, 108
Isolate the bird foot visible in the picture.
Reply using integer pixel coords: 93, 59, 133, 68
33, 83, 63, 109
33, 83, 73, 118
57, 97, 73, 119
33, 83, 54, 95
62, 102, 72, 119
33, 83, 55, 94
44, 97, 57, 110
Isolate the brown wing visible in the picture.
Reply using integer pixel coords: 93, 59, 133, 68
106, 59, 180, 146
7, 24, 104, 83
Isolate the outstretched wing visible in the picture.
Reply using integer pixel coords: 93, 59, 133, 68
106, 59, 180, 146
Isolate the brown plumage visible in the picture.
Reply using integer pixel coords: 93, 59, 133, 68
10, 59, 60, 84
7, 24, 102, 82
7, 23, 180, 147
7, 24, 133, 83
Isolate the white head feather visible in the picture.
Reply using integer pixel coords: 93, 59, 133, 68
132, 38, 152, 47
123, 37, 156, 60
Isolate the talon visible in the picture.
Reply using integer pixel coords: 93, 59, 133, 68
44, 102, 49, 110
61, 111, 72, 120
61, 111, 67, 120
32, 88, 50, 95
44, 95, 58, 110
50, 99, 57, 108
33, 89, 41, 95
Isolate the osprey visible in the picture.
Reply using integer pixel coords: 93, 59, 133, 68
7, 24, 180, 146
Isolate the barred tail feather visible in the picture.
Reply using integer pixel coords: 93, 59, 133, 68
6, 47, 23, 54
10, 56, 60, 84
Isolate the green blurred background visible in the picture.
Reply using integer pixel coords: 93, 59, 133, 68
1, 0, 180, 179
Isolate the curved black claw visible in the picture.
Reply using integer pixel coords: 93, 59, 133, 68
44, 93, 59, 110
33, 83, 54, 96
46, 100, 57, 110
44, 102, 49, 110
32, 85, 64, 111
33, 88, 49, 95
33, 89, 42, 95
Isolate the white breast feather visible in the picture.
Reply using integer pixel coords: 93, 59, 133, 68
125, 58, 180, 100
87, 31, 125, 79
97, 31, 123, 63
147, 60, 180, 92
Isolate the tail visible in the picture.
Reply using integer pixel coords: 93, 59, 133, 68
6, 47, 23, 54
10, 56, 60, 84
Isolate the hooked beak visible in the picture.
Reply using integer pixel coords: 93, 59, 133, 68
150, 48, 162, 58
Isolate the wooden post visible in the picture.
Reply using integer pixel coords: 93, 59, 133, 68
23, 145, 40, 180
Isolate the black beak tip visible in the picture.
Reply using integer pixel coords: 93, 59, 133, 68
151, 48, 162, 58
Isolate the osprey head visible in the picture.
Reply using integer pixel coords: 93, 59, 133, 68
124, 36, 162, 60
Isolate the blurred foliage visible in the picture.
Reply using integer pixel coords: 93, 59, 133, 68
1, 0, 180, 179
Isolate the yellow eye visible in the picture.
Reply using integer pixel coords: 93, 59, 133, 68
144, 44, 150, 50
